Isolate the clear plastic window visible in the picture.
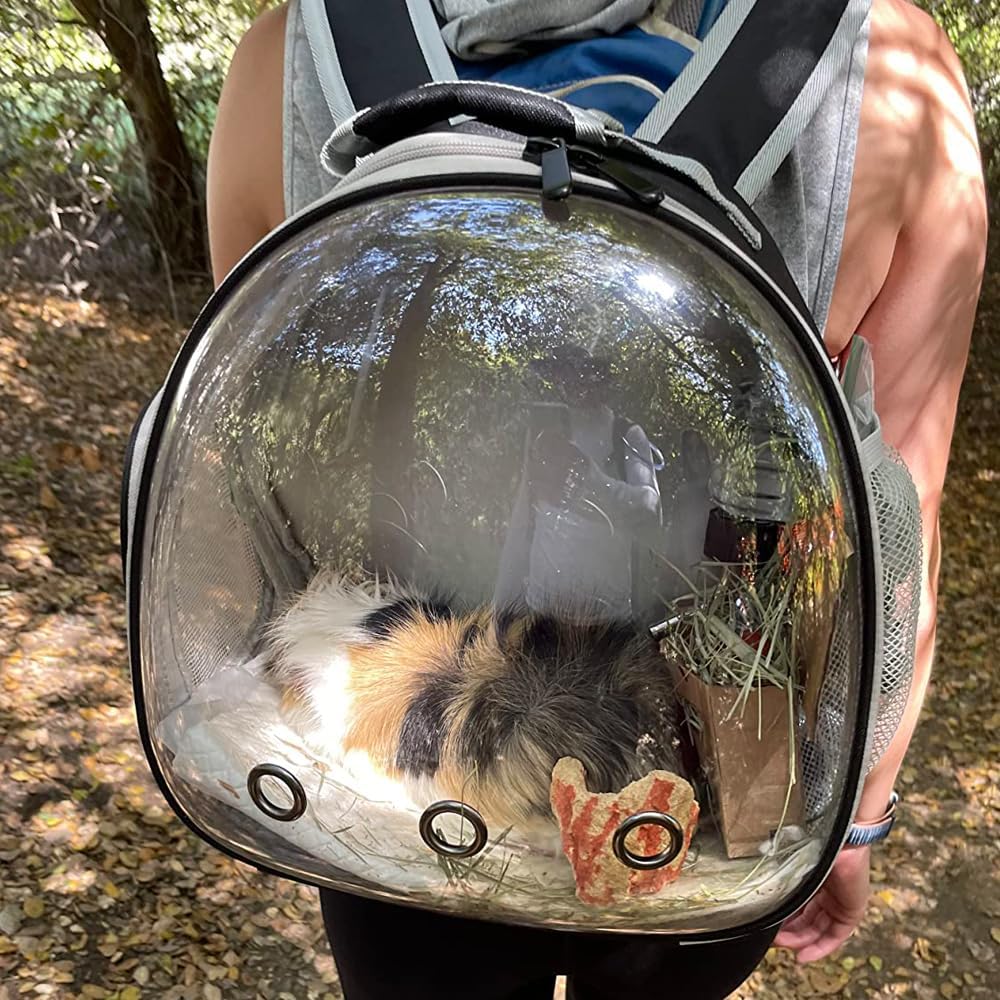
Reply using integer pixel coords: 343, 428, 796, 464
140, 190, 866, 932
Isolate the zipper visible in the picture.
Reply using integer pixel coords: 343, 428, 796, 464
524, 137, 664, 205
341, 132, 664, 208
320, 130, 754, 246
338, 133, 529, 187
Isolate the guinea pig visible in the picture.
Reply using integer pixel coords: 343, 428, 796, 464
263, 573, 683, 844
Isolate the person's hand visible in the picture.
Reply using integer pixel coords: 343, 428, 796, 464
774, 845, 871, 962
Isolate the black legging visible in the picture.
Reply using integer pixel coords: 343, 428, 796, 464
321, 889, 776, 999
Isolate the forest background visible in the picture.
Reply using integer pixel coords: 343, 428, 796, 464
0, 2, 998, 999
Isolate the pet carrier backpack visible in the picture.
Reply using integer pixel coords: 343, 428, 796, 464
122, 0, 921, 939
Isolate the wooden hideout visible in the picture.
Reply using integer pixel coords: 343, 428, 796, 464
670, 665, 801, 859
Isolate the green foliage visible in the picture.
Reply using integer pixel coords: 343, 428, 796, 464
0, 0, 257, 290
149, 0, 261, 161
917, 0, 1000, 202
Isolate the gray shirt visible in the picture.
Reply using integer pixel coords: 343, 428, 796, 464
494, 405, 662, 623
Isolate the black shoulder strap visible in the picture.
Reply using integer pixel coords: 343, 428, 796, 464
635, 0, 871, 202
300, 0, 456, 123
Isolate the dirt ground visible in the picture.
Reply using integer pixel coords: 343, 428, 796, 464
0, 257, 997, 999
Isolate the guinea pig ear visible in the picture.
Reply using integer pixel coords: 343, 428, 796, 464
493, 603, 530, 651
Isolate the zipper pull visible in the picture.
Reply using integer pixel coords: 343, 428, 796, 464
564, 144, 664, 205
524, 139, 662, 205
542, 140, 573, 200
585, 156, 663, 206
525, 138, 573, 200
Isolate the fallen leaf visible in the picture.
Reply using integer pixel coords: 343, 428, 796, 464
806, 968, 850, 994
79, 445, 101, 472
39, 482, 60, 510
0, 906, 22, 937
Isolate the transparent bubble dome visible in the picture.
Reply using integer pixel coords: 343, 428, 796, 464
138, 188, 869, 933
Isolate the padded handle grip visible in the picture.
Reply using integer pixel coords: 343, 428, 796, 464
350, 82, 585, 150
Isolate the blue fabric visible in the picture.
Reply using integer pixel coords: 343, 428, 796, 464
696, 0, 728, 39
452, 28, 696, 135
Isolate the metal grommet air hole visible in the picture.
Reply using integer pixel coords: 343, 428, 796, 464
248, 763, 307, 822
419, 800, 488, 859
612, 810, 684, 870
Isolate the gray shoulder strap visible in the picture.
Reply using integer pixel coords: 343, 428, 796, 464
300, 0, 456, 123
636, 0, 871, 202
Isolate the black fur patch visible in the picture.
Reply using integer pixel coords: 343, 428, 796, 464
360, 595, 453, 640
456, 619, 661, 815
518, 615, 562, 660
396, 672, 459, 776
515, 615, 638, 663
493, 603, 527, 645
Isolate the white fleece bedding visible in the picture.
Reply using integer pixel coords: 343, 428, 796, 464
156, 656, 822, 928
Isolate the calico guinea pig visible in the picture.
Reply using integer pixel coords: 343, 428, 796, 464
263, 573, 683, 843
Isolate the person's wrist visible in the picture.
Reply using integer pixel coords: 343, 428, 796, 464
844, 791, 899, 849
855, 755, 902, 821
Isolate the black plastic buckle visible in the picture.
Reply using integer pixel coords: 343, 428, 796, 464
525, 137, 573, 200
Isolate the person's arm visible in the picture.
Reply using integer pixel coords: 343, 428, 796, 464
206, 4, 288, 286
583, 423, 662, 538
846, 43, 986, 838
777, 2, 987, 963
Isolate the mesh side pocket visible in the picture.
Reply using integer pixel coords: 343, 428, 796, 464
801, 596, 853, 822
801, 440, 921, 822
867, 443, 922, 766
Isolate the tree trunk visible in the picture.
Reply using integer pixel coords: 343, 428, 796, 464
70, 0, 206, 275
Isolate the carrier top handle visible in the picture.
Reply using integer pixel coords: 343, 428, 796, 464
325, 81, 610, 159
638, 0, 871, 204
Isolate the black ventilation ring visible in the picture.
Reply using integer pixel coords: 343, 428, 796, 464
613, 811, 684, 870
419, 801, 488, 859
248, 763, 307, 822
